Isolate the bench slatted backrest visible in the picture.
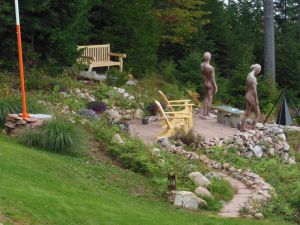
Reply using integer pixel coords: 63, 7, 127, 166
78, 44, 111, 62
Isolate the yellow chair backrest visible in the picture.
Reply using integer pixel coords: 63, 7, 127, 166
158, 90, 174, 111
155, 100, 171, 129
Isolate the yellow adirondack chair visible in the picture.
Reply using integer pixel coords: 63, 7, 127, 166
158, 90, 194, 128
77, 44, 126, 72
155, 100, 191, 139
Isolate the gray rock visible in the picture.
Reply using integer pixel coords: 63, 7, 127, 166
112, 134, 125, 144
253, 145, 263, 158
267, 148, 275, 157
283, 143, 290, 152
126, 80, 137, 85
276, 133, 286, 142
134, 109, 144, 119
158, 137, 169, 147
246, 151, 254, 158
205, 172, 223, 180
188, 172, 211, 187
151, 148, 161, 156
194, 186, 213, 199
107, 109, 121, 122
254, 213, 264, 220
174, 191, 206, 209
283, 153, 289, 162
288, 158, 296, 165
256, 123, 265, 130
223, 163, 230, 170
274, 128, 284, 134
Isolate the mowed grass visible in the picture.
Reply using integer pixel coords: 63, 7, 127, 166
0, 135, 292, 225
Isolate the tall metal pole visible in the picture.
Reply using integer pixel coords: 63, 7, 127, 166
14, 0, 28, 118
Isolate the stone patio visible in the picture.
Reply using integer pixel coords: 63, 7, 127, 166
129, 114, 237, 144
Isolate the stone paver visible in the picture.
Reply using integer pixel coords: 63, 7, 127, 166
218, 173, 255, 218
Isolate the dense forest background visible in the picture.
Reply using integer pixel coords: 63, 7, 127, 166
0, 0, 300, 111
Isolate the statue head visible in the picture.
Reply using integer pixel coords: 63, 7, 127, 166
203, 52, 211, 62
250, 64, 261, 76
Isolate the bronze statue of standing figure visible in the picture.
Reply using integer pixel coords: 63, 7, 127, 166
201, 52, 217, 117
240, 64, 261, 131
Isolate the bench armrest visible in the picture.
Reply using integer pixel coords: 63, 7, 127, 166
168, 100, 191, 103
109, 52, 127, 58
168, 104, 194, 107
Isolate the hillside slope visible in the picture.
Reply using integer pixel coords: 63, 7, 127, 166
0, 135, 291, 225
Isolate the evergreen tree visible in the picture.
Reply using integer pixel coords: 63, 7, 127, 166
155, 0, 209, 61
89, 0, 160, 76
0, 0, 93, 73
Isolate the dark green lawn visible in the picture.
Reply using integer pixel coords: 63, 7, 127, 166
0, 135, 292, 225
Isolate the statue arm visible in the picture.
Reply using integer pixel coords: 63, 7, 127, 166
212, 67, 217, 93
253, 83, 259, 106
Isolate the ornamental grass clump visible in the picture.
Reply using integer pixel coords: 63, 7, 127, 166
20, 119, 88, 155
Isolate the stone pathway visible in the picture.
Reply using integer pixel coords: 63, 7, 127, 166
218, 173, 255, 217
129, 114, 272, 218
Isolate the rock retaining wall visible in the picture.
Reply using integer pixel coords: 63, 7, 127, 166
201, 123, 297, 165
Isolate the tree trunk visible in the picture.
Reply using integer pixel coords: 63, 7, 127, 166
264, 0, 276, 83
298, 0, 300, 40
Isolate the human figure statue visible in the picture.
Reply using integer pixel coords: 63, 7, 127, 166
240, 64, 261, 131
201, 52, 217, 117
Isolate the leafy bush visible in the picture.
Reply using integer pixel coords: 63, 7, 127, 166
0, 96, 45, 126
171, 128, 204, 147
20, 119, 88, 155
106, 69, 128, 86
158, 59, 178, 82
94, 84, 112, 100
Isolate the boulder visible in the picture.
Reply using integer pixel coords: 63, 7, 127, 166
151, 148, 161, 156
276, 133, 286, 142
205, 172, 223, 180
112, 134, 125, 144
107, 109, 121, 122
188, 172, 211, 187
174, 191, 207, 209
223, 163, 230, 170
254, 213, 264, 220
253, 145, 263, 158
194, 187, 213, 199
134, 109, 144, 119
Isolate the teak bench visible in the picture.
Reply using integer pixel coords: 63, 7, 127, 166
77, 44, 126, 72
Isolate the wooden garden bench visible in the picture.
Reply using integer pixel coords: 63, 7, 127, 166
155, 100, 191, 139
158, 90, 194, 129
77, 44, 126, 72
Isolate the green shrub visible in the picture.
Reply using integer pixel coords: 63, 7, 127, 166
158, 59, 177, 82
171, 128, 204, 147
20, 119, 88, 155
106, 68, 128, 86
0, 96, 45, 126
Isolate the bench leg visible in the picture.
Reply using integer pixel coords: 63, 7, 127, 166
120, 58, 123, 72
88, 65, 93, 73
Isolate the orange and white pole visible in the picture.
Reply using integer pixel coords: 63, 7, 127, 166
14, 0, 28, 118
